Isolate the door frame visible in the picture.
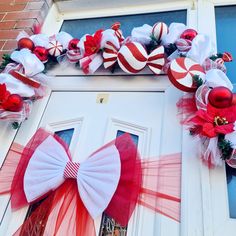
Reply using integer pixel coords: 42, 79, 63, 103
0, 1, 210, 236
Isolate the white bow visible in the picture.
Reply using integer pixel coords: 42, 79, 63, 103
23, 135, 121, 219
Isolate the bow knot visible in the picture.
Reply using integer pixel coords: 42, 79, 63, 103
63, 161, 80, 179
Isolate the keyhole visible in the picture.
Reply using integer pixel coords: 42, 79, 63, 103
100, 98, 104, 103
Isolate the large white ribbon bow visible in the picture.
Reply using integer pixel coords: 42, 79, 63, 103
23, 135, 121, 219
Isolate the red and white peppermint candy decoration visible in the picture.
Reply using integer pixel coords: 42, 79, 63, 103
117, 42, 165, 74
147, 46, 165, 74
175, 38, 192, 52
168, 57, 206, 92
47, 40, 63, 57
103, 41, 119, 69
152, 22, 168, 41
117, 42, 148, 73
215, 58, 224, 65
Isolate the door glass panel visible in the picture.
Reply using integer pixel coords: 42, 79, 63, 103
215, 6, 236, 90
99, 130, 139, 236
23, 128, 75, 233
55, 128, 74, 146
215, 5, 236, 218
60, 10, 187, 38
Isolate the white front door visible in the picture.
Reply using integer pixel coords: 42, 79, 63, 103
1, 81, 182, 236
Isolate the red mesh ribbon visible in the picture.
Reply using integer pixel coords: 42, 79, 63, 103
0, 129, 181, 235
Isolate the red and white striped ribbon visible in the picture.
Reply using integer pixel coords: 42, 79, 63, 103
63, 161, 80, 179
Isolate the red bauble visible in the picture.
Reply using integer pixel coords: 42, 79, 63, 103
232, 93, 236, 105
33, 46, 49, 63
68, 38, 80, 50
18, 38, 35, 51
208, 86, 233, 108
180, 29, 198, 41
2, 94, 23, 112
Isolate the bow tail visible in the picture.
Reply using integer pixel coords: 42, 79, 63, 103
13, 180, 96, 236
105, 133, 142, 227
139, 153, 182, 222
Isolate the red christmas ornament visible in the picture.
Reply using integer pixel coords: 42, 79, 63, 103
222, 52, 233, 62
180, 29, 198, 41
208, 86, 233, 108
33, 46, 48, 63
68, 38, 80, 50
2, 94, 23, 112
18, 38, 35, 51
232, 93, 236, 105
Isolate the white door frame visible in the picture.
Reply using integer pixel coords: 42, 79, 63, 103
2, 1, 227, 235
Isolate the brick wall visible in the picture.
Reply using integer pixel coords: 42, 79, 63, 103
0, 0, 53, 62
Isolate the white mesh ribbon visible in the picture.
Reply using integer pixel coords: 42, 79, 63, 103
205, 69, 233, 90
23, 135, 121, 219
0, 73, 35, 97
187, 34, 215, 65
161, 23, 186, 45
11, 49, 45, 77
131, 24, 152, 45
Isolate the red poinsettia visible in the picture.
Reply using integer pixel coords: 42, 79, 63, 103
0, 83, 10, 105
189, 104, 236, 138
84, 29, 103, 56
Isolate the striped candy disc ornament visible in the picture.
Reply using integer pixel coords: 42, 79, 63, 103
47, 40, 63, 57
152, 22, 168, 41
117, 42, 148, 74
168, 57, 206, 92
175, 38, 192, 52
103, 41, 119, 69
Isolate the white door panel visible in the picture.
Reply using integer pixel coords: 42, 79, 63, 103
2, 88, 182, 236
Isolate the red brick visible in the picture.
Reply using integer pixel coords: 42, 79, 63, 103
4, 11, 40, 21
15, 19, 35, 29
0, 21, 16, 30
0, 40, 5, 50
0, 3, 26, 12
2, 40, 17, 50
0, 29, 21, 39
26, 2, 44, 10
0, 13, 6, 21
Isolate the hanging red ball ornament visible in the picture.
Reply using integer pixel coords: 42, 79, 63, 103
33, 46, 49, 63
2, 94, 23, 112
231, 93, 236, 105
180, 29, 198, 41
208, 86, 233, 108
68, 38, 80, 50
18, 38, 35, 51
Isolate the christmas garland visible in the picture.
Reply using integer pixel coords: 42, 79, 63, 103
0, 21, 235, 169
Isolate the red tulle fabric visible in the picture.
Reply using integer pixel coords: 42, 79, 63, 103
0, 129, 181, 235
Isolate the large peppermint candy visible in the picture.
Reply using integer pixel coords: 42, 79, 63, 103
103, 41, 119, 69
47, 40, 63, 57
117, 42, 148, 73
152, 22, 168, 41
147, 46, 165, 74
168, 57, 206, 92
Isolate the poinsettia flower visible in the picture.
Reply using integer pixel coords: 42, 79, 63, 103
189, 104, 236, 138
84, 29, 103, 56
0, 83, 10, 104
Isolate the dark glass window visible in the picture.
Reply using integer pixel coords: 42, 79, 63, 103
60, 10, 187, 38
215, 5, 236, 218
215, 6, 236, 90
